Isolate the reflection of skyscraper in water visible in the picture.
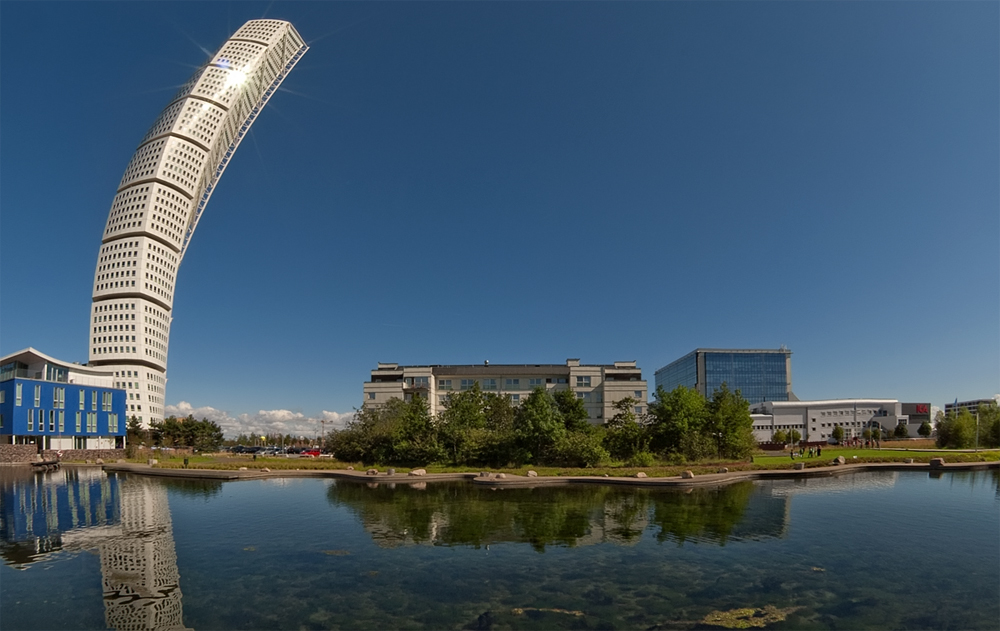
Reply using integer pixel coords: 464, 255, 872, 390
100, 476, 191, 631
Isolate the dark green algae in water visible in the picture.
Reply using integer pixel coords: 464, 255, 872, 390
1, 468, 997, 630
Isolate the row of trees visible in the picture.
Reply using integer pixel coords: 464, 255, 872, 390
935, 404, 1000, 449
326, 383, 756, 468
226, 433, 314, 448
127, 415, 225, 452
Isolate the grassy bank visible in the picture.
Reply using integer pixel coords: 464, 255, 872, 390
127, 445, 1000, 478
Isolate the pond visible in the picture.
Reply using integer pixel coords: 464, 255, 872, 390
1, 467, 997, 630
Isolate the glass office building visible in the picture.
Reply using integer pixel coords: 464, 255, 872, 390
654, 348, 792, 404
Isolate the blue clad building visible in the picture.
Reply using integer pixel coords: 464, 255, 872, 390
654, 348, 794, 405
0, 348, 126, 451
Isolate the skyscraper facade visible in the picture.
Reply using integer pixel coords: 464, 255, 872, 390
87, 20, 307, 426
654, 348, 793, 405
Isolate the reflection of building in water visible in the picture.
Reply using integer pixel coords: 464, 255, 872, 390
0, 466, 119, 566
0, 469, 189, 630
765, 471, 899, 497
730, 484, 790, 541
99, 476, 190, 631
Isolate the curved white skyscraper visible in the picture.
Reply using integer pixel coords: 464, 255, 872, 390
88, 20, 307, 426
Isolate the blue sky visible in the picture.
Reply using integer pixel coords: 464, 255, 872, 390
1, 2, 997, 434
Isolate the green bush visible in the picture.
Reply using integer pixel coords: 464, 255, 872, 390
551, 431, 609, 468
626, 451, 656, 467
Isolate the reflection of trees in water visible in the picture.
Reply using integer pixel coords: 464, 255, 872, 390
650, 482, 755, 545
327, 480, 786, 551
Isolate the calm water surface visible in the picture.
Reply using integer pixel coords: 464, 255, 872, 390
1, 467, 997, 630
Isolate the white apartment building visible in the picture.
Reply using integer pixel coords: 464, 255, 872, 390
751, 399, 907, 443
364, 359, 647, 423
88, 20, 307, 426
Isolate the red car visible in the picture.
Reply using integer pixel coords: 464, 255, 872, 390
301, 449, 322, 458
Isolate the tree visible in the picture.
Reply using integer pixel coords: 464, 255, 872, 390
773, 429, 787, 444
514, 387, 565, 463
647, 385, 707, 457
978, 402, 1000, 448
552, 388, 590, 432
148, 415, 223, 451
918, 421, 932, 437
704, 384, 756, 460
893, 423, 909, 438
789, 429, 802, 444
936, 409, 977, 449
126, 416, 147, 445
437, 383, 487, 465
831, 425, 845, 443
604, 397, 651, 462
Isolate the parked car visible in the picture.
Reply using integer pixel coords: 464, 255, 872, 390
301, 449, 321, 458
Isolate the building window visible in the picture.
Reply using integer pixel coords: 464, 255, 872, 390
58, 411, 65, 433
92, 391, 97, 411
576, 376, 591, 387
15, 383, 21, 406
367, 392, 375, 400
109, 414, 119, 433
529, 378, 543, 387
79, 389, 85, 410
49, 410, 55, 432
577, 392, 591, 401
460, 379, 475, 391
0, 391, 4, 404
27, 409, 33, 431
505, 378, 520, 389
87, 412, 97, 433
76, 412, 82, 432
438, 379, 452, 390
414, 376, 429, 387
53, 387, 65, 410
557, 378, 567, 384
634, 390, 643, 399
635, 406, 643, 415
34, 385, 41, 407
510, 394, 520, 403
482, 379, 497, 390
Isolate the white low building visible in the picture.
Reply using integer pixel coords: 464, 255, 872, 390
364, 359, 647, 423
751, 399, 906, 444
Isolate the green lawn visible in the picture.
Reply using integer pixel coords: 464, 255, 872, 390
753, 446, 1000, 467
128, 447, 999, 476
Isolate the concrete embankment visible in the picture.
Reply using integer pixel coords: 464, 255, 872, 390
103, 460, 998, 488
471, 460, 998, 488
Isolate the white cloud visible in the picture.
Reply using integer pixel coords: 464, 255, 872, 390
164, 401, 354, 438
